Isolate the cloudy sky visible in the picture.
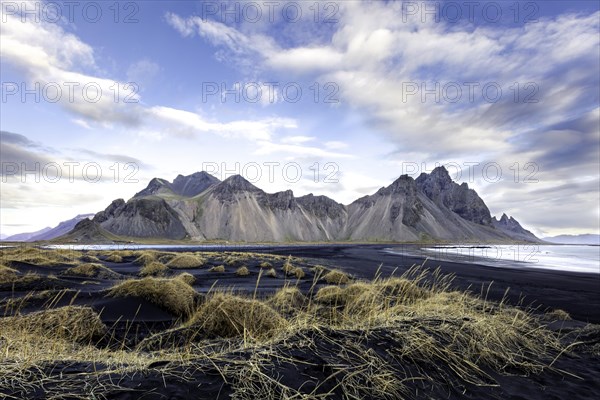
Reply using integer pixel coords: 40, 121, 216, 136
1, 0, 599, 238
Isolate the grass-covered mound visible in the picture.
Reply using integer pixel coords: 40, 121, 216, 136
107, 276, 198, 317
139, 261, 168, 277
209, 265, 225, 273
105, 253, 123, 263
133, 251, 157, 266
321, 269, 351, 284
0, 247, 80, 266
63, 263, 120, 279
0, 271, 62, 291
188, 292, 285, 340
235, 266, 250, 276
0, 264, 19, 283
0, 306, 106, 343
166, 254, 205, 269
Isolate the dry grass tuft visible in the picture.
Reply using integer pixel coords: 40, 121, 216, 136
80, 254, 100, 263
0, 264, 19, 283
105, 253, 123, 263
108, 277, 198, 317
322, 269, 350, 285
1, 247, 80, 266
210, 265, 225, 273
378, 277, 429, 304
0, 306, 106, 343
0, 272, 58, 288
310, 264, 328, 275
259, 261, 273, 269
236, 266, 250, 276
224, 255, 242, 266
63, 263, 119, 279
293, 267, 305, 279
268, 287, 307, 313
175, 272, 196, 286
282, 255, 294, 274
189, 292, 284, 339
139, 261, 168, 277
546, 309, 572, 321
315, 285, 345, 304
167, 254, 205, 269
133, 251, 156, 266
265, 268, 277, 278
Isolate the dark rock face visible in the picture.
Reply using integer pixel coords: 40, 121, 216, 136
379, 174, 419, 197
416, 167, 493, 226
212, 175, 261, 202
352, 175, 424, 226
94, 199, 126, 223
135, 172, 220, 198
297, 194, 346, 219
95, 198, 187, 239
134, 179, 172, 198
261, 190, 297, 211
63, 219, 115, 243
171, 172, 220, 197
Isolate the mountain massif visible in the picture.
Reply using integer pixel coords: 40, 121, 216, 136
63, 166, 539, 243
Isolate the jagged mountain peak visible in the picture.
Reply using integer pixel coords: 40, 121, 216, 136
134, 178, 174, 198
171, 171, 220, 197
378, 174, 418, 196
431, 165, 451, 178
416, 166, 452, 187
494, 214, 520, 227
416, 166, 492, 226
135, 171, 220, 198
218, 175, 261, 191
492, 213, 539, 242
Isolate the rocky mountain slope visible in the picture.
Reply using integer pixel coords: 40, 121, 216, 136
64, 167, 540, 243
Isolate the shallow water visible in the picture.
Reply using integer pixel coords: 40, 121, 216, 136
387, 244, 600, 274
43, 244, 274, 251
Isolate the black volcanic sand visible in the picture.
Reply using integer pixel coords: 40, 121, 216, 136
1, 244, 599, 399
257, 244, 600, 323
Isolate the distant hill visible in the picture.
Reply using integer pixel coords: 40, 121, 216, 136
4, 227, 52, 242
5, 214, 94, 242
59, 218, 122, 244
543, 234, 600, 245
61, 167, 541, 243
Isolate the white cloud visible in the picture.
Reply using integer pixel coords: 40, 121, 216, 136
126, 59, 161, 85
325, 141, 348, 150
281, 136, 315, 144
1, 2, 300, 143
253, 140, 352, 159
71, 118, 91, 129
166, 2, 600, 234
148, 106, 297, 141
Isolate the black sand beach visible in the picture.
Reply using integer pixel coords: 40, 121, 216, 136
1, 244, 599, 399
258, 244, 600, 323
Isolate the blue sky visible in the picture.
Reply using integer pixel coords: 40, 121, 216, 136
1, 0, 599, 237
